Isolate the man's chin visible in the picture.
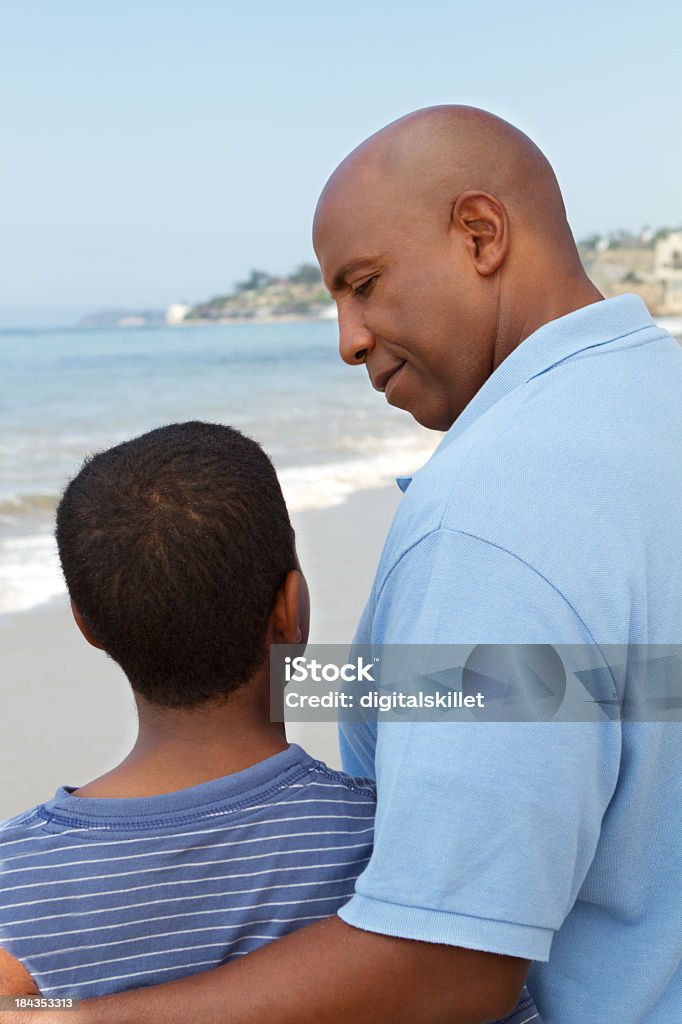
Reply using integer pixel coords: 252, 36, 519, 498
398, 400, 454, 432
384, 378, 454, 432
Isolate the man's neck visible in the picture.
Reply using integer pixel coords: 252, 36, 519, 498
494, 266, 604, 371
75, 685, 288, 799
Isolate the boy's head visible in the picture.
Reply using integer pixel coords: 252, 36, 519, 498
56, 421, 306, 708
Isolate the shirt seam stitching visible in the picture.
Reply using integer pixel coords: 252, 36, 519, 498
33, 763, 336, 834
344, 892, 554, 935
526, 325, 664, 382
0, 810, 43, 834
308, 763, 376, 797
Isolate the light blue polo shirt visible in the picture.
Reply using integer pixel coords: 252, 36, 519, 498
338, 296, 682, 1024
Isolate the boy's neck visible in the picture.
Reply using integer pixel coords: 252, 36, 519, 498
75, 683, 288, 799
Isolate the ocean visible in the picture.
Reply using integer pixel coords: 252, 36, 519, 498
0, 320, 440, 616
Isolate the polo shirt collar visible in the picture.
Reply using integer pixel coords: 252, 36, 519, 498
396, 294, 657, 493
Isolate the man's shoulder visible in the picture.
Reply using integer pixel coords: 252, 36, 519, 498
367, 322, 682, 645
393, 327, 682, 542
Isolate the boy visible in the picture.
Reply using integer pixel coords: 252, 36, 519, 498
0, 422, 539, 1022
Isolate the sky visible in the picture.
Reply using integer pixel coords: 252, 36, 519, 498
1, 0, 681, 327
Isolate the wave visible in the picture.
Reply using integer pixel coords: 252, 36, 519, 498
0, 493, 60, 525
0, 531, 65, 615
278, 434, 438, 512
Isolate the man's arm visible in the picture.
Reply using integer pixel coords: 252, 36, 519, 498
0, 948, 40, 997
44, 918, 527, 1024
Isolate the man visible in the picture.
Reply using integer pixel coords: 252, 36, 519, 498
5, 106, 681, 1023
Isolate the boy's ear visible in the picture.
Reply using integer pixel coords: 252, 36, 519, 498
70, 601, 104, 650
271, 570, 307, 645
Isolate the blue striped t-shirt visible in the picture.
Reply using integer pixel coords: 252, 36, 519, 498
0, 745, 375, 997
0, 743, 540, 1023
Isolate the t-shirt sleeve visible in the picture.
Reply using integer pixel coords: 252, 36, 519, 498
338, 528, 621, 961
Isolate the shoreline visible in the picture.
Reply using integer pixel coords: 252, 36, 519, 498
0, 484, 401, 821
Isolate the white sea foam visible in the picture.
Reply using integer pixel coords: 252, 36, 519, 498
0, 531, 66, 615
278, 434, 438, 512
656, 315, 682, 338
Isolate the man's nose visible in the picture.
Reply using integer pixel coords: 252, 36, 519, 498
337, 304, 375, 366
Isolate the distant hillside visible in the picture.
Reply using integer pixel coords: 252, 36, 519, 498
186, 264, 334, 322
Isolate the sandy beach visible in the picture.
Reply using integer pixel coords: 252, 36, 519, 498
0, 485, 401, 821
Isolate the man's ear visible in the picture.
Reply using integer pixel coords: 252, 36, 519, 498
271, 570, 305, 645
0, 948, 40, 996
70, 600, 104, 650
452, 190, 509, 276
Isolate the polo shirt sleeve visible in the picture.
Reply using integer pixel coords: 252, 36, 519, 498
338, 528, 621, 961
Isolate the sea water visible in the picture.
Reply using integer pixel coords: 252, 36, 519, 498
0, 320, 440, 615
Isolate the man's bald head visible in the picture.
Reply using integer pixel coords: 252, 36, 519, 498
314, 106, 600, 431
315, 105, 577, 269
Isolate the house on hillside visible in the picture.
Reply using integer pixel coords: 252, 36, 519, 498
654, 231, 682, 314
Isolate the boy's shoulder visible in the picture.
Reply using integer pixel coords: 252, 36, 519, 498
0, 807, 50, 881
0, 806, 53, 862
247, 744, 376, 815
0, 806, 44, 837
0, 744, 375, 848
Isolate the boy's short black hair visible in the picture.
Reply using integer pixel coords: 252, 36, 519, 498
56, 421, 297, 708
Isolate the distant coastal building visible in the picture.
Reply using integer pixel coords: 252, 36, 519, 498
165, 302, 191, 326
654, 231, 682, 314
579, 227, 682, 316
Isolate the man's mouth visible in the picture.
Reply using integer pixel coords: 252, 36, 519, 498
374, 361, 406, 395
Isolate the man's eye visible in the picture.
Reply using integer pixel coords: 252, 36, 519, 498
351, 275, 378, 298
